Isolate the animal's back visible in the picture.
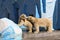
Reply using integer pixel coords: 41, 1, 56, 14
37, 18, 52, 26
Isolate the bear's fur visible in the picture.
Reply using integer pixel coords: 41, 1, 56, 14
18, 14, 33, 33
27, 16, 53, 33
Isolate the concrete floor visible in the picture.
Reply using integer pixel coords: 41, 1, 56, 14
23, 30, 60, 40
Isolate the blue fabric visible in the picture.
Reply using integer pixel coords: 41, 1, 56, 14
17, 0, 41, 18
53, 0, 58, 30
42, 0, 46, 13
0, 18, 22, 40
53, 0, 60, 30
0, 0, 18, 24
13, 1, 19, 24
35, 0, 41, 18
0, 0, 41, 24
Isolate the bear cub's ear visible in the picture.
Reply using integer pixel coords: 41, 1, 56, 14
22, 19, 25, 22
